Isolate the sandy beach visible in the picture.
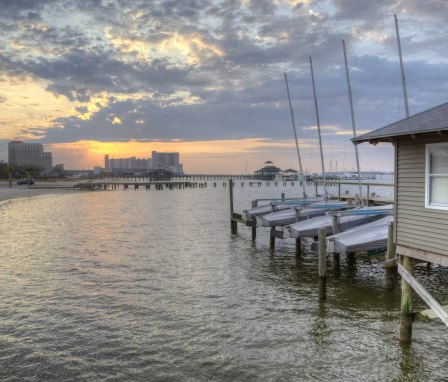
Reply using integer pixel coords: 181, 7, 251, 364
0, 180, 81, 203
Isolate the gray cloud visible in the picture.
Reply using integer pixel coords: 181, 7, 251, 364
0, 0, 447, 166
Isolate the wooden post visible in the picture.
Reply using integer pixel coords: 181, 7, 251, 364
251, 200, 257, 241
296, 238, 302, 257
294, 207, 301, 222
338, 181, 341, 200
385, 221, 397, 290
318, 228, 327, 300
281, 192, 285, 200
400, 256, 415, 342
331, 215, 340, 234
386, 221, 396, 261
315, 182, 318, 197
366, 185, 370, 206
270, 227, 275, 249
252, 226, 257, 241
229, 179, 237, 233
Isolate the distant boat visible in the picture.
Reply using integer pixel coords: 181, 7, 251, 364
326, 215, 393, 254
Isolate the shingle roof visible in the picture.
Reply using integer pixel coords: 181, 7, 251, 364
352, 101, 448, 144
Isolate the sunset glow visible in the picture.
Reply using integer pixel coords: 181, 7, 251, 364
1, 1, 448, 172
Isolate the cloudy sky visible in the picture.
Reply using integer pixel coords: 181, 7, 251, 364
1, 0, 447, 173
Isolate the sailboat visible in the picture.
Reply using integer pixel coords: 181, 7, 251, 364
321, 16, 408, 254
326, 215, 393, 254
243, 196, 321, 220
258, 57, 350, 229
285, 204, 394, 239
258, 200, 350, 227
243, 72, 320, 221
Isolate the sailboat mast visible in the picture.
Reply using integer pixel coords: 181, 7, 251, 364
309, 56, 328, 200
342, 40, 363, 206
284, 72, 307, 198
394, 14, 410, 118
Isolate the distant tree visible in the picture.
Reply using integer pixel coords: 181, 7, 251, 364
24, 166, 40, 179
4, 164, 14, 187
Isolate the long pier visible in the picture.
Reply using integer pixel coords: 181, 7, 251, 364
74, 180, 205, 191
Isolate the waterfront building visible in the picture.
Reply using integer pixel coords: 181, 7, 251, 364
8, 141, 52, 174
104, 151, 184, 175
53, 164, 64, 176
151, 151, 183, 175
105, 155, 151, 172
282, 168, 299, 180
254, 161, 282, 180
43, 152, 52, 174
353, 101, 448, 339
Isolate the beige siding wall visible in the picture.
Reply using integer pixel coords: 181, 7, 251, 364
397, 136, 448, 256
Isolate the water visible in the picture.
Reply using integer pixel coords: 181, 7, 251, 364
0, 182, 447, 381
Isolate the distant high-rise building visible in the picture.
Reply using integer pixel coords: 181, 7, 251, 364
43, 152, 52, 174
104, 154, 150, 172
151, 151, 183, 175
8, 141, 53, 174
104, 151, 183, 174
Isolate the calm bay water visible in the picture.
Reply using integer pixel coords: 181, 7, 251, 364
1, 180, 447, 381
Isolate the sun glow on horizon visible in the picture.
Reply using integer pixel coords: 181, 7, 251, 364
46, 138, 321, 172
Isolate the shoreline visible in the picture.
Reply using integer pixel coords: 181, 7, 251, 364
0, 180, 80, 203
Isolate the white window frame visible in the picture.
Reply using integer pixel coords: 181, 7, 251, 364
425, 142, 448, 210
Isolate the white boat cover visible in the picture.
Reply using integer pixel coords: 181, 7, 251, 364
259, 201, 350, 227
285, 205, 393, 239
242, 197, 322, 219
327, 216, 393, 253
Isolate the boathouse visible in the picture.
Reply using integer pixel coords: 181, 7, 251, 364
353, 101, 448, 340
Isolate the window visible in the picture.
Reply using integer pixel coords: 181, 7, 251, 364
426, 143, 448, 210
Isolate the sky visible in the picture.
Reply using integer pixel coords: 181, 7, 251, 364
1, 0, 448, 173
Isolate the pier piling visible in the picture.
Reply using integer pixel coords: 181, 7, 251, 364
318, 228, 327, 300
270, 227, 275, 249
229, 179, 237, 233
400, 256, 415, 342
385, 221, 397, 290
295, 238, 302, 257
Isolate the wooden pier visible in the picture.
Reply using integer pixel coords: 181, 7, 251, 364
74, 180, 206, 191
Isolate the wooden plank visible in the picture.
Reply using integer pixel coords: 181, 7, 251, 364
397, 191, 424, 197
397, 178, 425, 184
397, 200, 426, 208
399, 222, 448, 236
396, 244, 448, 266
384, 257, 398, 268
398, 263, 448, 327
396, 168, 425, 175
398, 210, 448, 221
418, 305, 448, 320
397, 236, 448, 254
397, 216, 448, 230
397, 163, 425, 170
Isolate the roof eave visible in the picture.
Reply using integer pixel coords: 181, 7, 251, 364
352, 128, 448, 145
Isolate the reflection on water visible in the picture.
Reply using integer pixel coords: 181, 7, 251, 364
0, 183, 447, 381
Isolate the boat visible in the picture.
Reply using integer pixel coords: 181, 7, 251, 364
284, 205, 393, 239
326, 215, 393, 253
243, 197, 322, 220
258, 200, 350, 227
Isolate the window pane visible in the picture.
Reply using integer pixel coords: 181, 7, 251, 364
430, 146, 448, 174
430, 176, 448, 205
